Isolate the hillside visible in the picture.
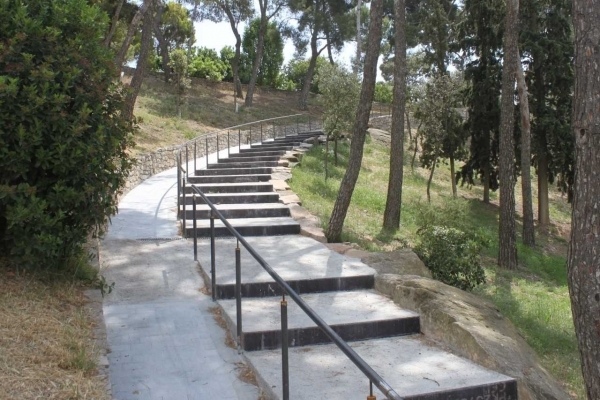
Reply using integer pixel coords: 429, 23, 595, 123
129, 74, 324, 154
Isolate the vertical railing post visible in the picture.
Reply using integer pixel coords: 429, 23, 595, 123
176, 154, 181, 210
182, 172, 186, 238
281, 294, 289, 400
238, 128, 241, 152
185, 144, 188, 180
309, 116, 312, 131
193, 195, 197, 261
249, 125, 252, 145
367, 381, 376, 400
273, 122, 276, 139
210, 212, 216, 301
216, 135, 220, 162
284, 123, 287, 137
205, 137, 209, 168
235, 244, 242, 349
296, 115, 299, 135
227, 130, 230, 158
260, 123, 263, 144
194, 141, 197, 173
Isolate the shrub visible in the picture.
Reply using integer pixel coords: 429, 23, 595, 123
0, 0, 135, 269
414, 226, 487, 291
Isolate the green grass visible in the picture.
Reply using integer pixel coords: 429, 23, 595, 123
289, 139, 584, 398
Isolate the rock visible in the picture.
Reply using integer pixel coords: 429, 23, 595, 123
375, 274, 570, 400
278, 160, 290, 167
288, 204, 313, 220
300, 225, 327, 243
345, 249, 370, 259
270, 179, 290, 191
325, 243, 354, 254
367, 128, 391, 146
362, 249, 432, 278
279, 194, 302, 205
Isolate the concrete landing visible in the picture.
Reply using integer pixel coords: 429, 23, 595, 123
246, 336, 518, 400
219, 290, 420, 351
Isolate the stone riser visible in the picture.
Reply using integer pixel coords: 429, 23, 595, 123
187, 175, 272, 184
180, 193, 280, 205
219, 156, 281, 162
185, 223, 300, 238
209, 162, 279, 169
183, 184, 274, 194
214, 275, 375, 300
194, 167, 273, 176
229, 151, 287, 158
179, 207, 291, 219
240, 318, 421, 352
239, 147, 292, 153
402, 381, 518, 400
250, 144, 299, 150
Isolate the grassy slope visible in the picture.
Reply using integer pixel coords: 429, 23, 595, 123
131, 75, 324, 154
289, 138, 583, 399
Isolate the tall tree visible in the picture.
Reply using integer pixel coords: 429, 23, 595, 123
354, 0, 362, 73
382, 0, 406, 230
244, 0, 284, 106
123, 0, 157, 119
516, 47, 535, 247
114, 0, 152, 69
568, 0, 600, 396
104, 0, 125, 48
202, 0, 253, 98
241, 19, 284, 87
325, 0, 384, 242
155, 1, 195, 81
497, 0, 518, 269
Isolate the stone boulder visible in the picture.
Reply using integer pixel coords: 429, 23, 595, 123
367, 128, 391, 146
362, 249, 432, 278
375, 274, 570, 400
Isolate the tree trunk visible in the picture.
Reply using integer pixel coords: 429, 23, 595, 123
115, 0, 152, 69
483, 159, 491, 203
334, 137, 339, 165
354, 0, 362, 73
325, 133, 330, 180
326, 30, 335, 65
245, 7, 268, 107
411, 122, 421, 171
516, 46, 535, 247
450, 154, 457, 198
123, 0, 155, 120
538, 136, 550, 229
299, 32, 319, 110
568, 0, 600, 396
426, 156, 437, 203
498, 0, 518, 269
153, 3, 171, 83
406, 110, 412, 142
325, 0, 384, 242
104, 0, 124, 48
382, 0, 406, 230
233, 34, 244, 99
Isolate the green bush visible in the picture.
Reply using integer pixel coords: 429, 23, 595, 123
189, 47, 227, 81
414, 226, 487, 291
0, 0, 135, 269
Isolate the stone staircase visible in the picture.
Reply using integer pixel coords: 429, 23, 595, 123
186, 130, 519, 399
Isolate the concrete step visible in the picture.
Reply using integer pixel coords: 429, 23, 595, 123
229, 150, 287, 158
187, 174, 272, 184
184, 182, 274, 194
196, 236, 375, 300
219, 290, 420, 351
180, 192, 280, 205
208, 161, 279, 169
251, 143, 298, 150
240, 146, 293, 153
194, 167, 273, 176
219, 155, 281, 162
185, 217, 300, 238
246, 336, 518, 400
179, 203, 291, 219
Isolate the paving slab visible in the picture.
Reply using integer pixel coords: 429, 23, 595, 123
246, 336, 517, 400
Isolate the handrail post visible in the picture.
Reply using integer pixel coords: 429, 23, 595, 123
281, 294, 289, 400
260, 123, 263, 144
194, 141, 197, 173
205, 137, 209, 168
367, 381, 376, 400
176, 155, 181, 210
216, 135, 220, 162
249, 125, 252, 145
273, 122, 275, 139
210, 212, 216, 301
227, 130, 230, 158
235, 244, 242, 350
193, 196, 197, 261
296, 115, 299, 135
238, 128, 241, 152
182, 174, 186, 238
185, 144, 188, 180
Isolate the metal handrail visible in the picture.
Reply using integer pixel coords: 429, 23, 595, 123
187, 184, 402, 400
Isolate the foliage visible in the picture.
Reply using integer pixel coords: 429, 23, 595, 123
219, 45, 235, 81
0, 0, 135, 269
240, 18, 284, 87
318, 63, 360, 139
415, 226, 487, 291
159, 1, 195, 50
189, 47, 228, 81
374, 82, 393, 104
281, 56, 328, 93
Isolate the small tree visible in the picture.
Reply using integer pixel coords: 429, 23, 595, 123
169, 48, 191, 118
318, 63, 360, 179
417, 74, 467, 202
0, 0, 135, 269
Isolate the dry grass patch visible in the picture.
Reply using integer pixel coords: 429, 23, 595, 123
208, 306, 236, 349
0, 265, 108, 400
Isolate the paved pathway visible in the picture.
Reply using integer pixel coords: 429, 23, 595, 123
100, 167, 259, 400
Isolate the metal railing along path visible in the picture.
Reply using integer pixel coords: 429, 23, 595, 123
186, 184, 402, 400
176, 114, 322, 237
